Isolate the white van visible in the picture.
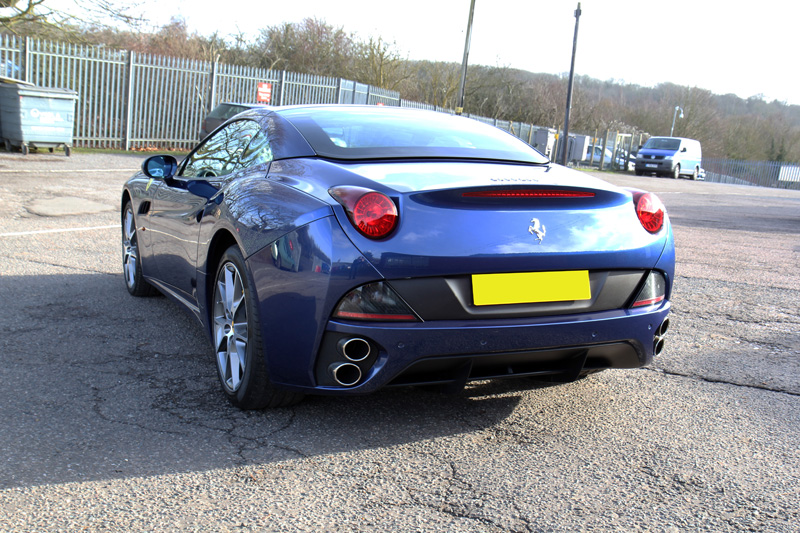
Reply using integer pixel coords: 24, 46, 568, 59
634, 137, 702, 180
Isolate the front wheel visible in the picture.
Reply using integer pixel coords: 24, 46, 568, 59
122, 201, 157, 297
212, 246, 304, 409
672, 164, 681, 180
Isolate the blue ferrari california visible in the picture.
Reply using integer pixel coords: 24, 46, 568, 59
122, 105, 673, 409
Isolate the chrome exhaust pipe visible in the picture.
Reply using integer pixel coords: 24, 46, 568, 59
337, 337, 371, 362
653, 317, 670, 356
654, 337, 665, 356
329, 362, 362, 387
657, 317, 670, 337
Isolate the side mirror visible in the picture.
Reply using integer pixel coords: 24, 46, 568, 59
142, 155, 178, 180
681, 147, 687, 153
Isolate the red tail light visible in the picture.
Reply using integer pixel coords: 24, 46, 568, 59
352, 192, 397, 238
631, 191, 665, 233
329, 187, 398, 239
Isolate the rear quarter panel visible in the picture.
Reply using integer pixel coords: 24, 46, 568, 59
193, 170, 334, 340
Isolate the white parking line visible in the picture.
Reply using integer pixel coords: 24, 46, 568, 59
0, 225, 120, 237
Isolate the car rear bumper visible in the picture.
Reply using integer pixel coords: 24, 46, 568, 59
280, 303, 671, 394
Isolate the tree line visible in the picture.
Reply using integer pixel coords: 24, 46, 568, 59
6, 12, 800, 162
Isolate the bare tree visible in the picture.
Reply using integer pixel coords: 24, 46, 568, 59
402, 61, 461, 108
1, 0, 145, 36
352, 37, 410, 91
248, 18, 356, 77
1, 0, 45, 32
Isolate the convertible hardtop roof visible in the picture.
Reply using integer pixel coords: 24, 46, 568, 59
239, 105, 550, 164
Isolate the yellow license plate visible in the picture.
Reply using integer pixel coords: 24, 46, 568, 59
472, 271, 591, 306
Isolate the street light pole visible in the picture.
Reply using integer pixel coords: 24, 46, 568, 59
670, 106, 684, 136
456, 0, 476, 115
560, 3, 581, 166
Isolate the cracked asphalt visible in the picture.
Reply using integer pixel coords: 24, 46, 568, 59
1, 152, 798, 532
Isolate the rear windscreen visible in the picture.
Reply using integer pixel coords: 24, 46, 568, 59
278, 107, 549, 164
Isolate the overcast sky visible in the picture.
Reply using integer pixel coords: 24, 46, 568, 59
102, 0, 800, 105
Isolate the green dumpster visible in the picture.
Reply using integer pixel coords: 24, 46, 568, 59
0, 81, 78, 156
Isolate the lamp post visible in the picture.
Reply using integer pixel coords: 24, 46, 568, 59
456, 0, 477, 115
670, 106, 684, 136
560, 2, 582, 166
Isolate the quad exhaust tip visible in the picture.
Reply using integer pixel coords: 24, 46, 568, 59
654, 337, 665, 356
657, 318, 670, 337
653, 317, 670, 356
337, 337, 371, 362
329, 362, 362, 387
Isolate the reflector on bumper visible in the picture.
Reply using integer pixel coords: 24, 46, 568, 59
631, 271, 667, 307
333, 281, 419, 321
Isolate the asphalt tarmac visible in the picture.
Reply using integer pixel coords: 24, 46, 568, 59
1, 151, 798, 531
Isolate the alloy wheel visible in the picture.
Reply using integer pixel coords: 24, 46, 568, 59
122, 207, 138, 289
213, 262, 249, 393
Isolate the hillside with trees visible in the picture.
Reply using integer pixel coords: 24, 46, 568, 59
4, 10, 799, 162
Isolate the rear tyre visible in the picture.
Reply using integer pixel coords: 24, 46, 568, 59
212, 246, 304, 409
691, 166, 698, 180
122, 201, 158, 297
672, 164, 680, 180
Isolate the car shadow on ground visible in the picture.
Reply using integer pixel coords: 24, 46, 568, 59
1, 271, 579, 489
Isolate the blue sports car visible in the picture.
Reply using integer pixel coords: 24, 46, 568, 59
122, 106, 674, 409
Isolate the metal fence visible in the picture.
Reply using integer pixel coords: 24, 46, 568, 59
1, 33, 561, 153
703, 158, 800, 190
0, 34, 433, 150
1, 34, 795, 191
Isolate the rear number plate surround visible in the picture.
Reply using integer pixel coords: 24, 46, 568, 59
472, 270, 591, 306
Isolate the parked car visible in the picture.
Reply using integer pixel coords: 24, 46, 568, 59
635, 136, 703, 179
122, 105, 674, 409
586, 144, 632, 170
199, 102, 266, 139
615, 147, 636, 171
